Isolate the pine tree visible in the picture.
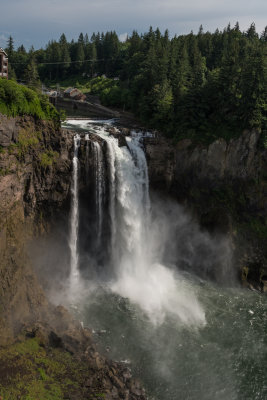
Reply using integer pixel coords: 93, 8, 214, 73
260, 26, 267, 41
59, 33, 71, 76
75, 41, 85, 73
6, 36, 14, 58
91, 43, 97, 77
23, 58, 41, 89
246, 23, 258, 40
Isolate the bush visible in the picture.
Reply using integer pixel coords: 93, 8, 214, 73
14, 128, 40, 158
0, 78, 60, 123
88, 76, 118, 95
40, 150, 59, 167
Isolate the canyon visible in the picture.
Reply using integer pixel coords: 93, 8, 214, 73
0, 113, 266, 399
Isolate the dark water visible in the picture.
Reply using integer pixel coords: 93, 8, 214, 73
76, 278, 267, 400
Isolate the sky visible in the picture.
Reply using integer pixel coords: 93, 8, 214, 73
0, 0, 266, 49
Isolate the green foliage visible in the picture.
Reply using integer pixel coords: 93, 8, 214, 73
23, 58, 41, 89
40, 149, 59, 167
14, 128, 40, 158
0, 336, 107, 400
87, 76, 117, 94
18, 128, 39, 148
0, 78, 60, 122
59, 109, 67, 121
0, 167, 10, 176
7, 23, 267, 142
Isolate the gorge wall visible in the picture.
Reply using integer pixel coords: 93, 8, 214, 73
144, 130, 267, 291
0, 114, 73, 343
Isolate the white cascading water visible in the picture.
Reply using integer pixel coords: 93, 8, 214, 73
85, 133, 90, 178
94, 126, 206, 326
105, 138, 117, 252
92, 141, 104, 244
127, 132, 150, 220
69, 134, 81, 297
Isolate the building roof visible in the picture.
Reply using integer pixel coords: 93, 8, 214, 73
64, 87, 74, 94
0, 48, 8, 57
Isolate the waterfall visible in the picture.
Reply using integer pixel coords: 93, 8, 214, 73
92, 141, 104, 244
65, 121, 205, 326
85, 134, 104, 245
105, 138, 117, 254
127, 133, 150, 221
69, 133, 80, 296
95, 128, 205, 326
62, 120, 264, 400
85, 133, 90, 178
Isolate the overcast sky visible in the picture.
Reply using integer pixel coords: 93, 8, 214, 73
0, 0, 266, 49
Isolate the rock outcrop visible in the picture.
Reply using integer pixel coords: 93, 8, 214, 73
0, 114, 73, 343
144, 130, 267, 290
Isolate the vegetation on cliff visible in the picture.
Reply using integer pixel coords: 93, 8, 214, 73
0, 78, 60, 123
0, 337, 85, 400
6, 23, 267, 143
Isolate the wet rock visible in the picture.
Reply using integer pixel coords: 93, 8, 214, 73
261, 280, 267, 293
84, 377, 94, 387
109, 128, 128, 147
95, 355, 105, 370
49, 331, 63, 348
111, 386, 119, 397
112, 375, 125, 389
122, 368, 132, 380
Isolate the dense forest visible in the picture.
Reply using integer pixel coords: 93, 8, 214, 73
4, 23, 267, 142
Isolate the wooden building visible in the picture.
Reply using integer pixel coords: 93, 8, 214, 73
0, 48, 8, 79
64, 87, 86, 101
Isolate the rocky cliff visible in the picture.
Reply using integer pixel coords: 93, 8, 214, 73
0, 114, 73, 343
144, 130, 267, 291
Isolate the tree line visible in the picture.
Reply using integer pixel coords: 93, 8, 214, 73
5, 23, 267, 142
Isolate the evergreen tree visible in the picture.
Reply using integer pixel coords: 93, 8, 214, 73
59, 33, 71, 76
260, 26, 267, 41
246, 23, 258, 40
6, 36, 14, 58
5, 23, 266, 143
75, 41, 85, 73
23, 58, 41, 89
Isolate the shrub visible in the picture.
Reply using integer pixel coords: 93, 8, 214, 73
16, 128, 40, 157
40, 150, 59, 167
0, 78, 60, 123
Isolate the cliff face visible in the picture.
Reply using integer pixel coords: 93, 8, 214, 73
144, 130, 267, 290
0, 114, 73, 343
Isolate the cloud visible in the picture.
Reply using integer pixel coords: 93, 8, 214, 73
0, 0, 266, 48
